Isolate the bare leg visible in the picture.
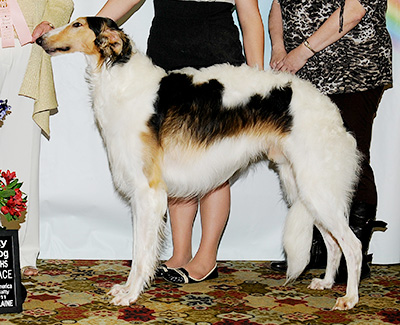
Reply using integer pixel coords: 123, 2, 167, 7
165, 182, 230, 279
184, 182, 231, 279
165, 197, 198, 268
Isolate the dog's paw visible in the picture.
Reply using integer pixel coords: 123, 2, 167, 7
332, 295, 358, 310
110, 292, 138, 306
308, 278, 333, 290
108, 284, 128, 297
108, 284, 140, 306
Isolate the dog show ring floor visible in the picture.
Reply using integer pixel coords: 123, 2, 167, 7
0, 260, 399, 324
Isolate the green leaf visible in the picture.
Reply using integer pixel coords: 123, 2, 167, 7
8, 179, 21, 190
0, 189, 15, 198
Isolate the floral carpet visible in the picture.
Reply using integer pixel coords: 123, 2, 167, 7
1, 260, 399, 324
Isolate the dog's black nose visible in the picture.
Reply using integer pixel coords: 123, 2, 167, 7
36, 36, 43, 46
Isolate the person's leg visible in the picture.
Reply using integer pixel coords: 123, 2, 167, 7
19, 123, 41, 276
183, 182, 230, 279
0, 41, 40, 275
164, 197, 198, 268
329, 87, 386, 282
331, 88, 383, 206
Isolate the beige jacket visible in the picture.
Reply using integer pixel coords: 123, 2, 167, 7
18, 0, 74, 138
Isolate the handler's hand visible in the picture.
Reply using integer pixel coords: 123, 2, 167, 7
269, 47, 287, 70
274, 45, 312, 74
32, 21, 54, 42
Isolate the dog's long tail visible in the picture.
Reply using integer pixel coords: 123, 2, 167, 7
283, 200, 314, 282
277, 160, 314, 282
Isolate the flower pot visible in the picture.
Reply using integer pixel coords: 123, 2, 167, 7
0, 228, 25, 313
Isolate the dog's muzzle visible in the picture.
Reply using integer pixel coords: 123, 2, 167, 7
36, 36, 70, 55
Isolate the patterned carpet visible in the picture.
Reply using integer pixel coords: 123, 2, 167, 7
1, 260, 399, 324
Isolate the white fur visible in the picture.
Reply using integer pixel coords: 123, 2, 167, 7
39, 18, 363, 310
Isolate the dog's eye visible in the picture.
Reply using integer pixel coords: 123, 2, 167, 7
72, 22, 82, 28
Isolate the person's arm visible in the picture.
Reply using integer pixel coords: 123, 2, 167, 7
268, 0, 286, 70
236, 0, 264, 69
96, 0, 142, 21
274, 0, 366, 74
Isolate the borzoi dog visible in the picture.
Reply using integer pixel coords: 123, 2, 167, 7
37, 17, 362, 310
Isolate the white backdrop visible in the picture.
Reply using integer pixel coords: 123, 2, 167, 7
39, 0, 400, 264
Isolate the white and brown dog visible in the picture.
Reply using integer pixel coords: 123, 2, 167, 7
37, 17, 362, 310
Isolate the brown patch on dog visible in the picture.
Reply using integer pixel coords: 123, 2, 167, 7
140, 131, 166, 191
159, 106, 290, 158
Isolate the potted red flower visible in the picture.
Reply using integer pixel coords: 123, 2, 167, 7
0, 170, 27, 230
0, 170, 27, 313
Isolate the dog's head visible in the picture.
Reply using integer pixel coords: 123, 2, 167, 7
36, 17, 132, 68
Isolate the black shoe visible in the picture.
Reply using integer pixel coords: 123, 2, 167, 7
155, 264, 170, 277
333, 202, 387, 284
163, 264, 218, 284
270, 261, 288, 272
270, 226, 328, 273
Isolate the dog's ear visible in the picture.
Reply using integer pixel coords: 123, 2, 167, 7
96, 29, 123, 56
87, 17, 132, 67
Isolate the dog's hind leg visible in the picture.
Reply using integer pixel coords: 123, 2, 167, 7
308, 221, 362, 310
296, 187, 362, 310
109, 184, 168, 306
294, 183, 362, 309
330, 224, 362, 310
284, 118, 361, 309
298, 195, 361, 309
308, 224, 342, 290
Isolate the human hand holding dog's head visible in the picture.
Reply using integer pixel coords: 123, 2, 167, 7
31, 21, 55, 43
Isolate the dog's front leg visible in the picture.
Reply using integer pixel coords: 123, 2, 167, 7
109, 185, 167, 306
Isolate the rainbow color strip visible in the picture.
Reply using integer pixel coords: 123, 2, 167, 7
388, 0, 400, 48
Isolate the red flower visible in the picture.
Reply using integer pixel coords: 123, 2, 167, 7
1, 206, 9, 215
1, 170, 16, 185
4, 189, 27, 217
0, 171, 27, 222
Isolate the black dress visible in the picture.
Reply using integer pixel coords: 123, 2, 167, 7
147, 0, 245, 71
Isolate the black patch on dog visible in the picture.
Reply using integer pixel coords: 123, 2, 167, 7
149, 72, 293, 144
87, 16, 132, 66
87, 16, 118, 37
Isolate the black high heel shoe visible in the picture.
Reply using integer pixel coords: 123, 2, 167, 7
163, 264, 218, 284
155, 264, 171, 277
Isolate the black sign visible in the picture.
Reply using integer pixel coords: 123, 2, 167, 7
0, 229, 24, 313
